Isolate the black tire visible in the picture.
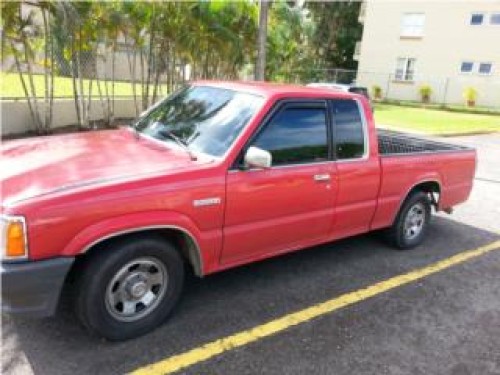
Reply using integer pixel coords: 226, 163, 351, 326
385, 191, 432, 250
74, 235, 184, 341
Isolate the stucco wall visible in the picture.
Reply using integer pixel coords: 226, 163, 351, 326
1, 98, 139, 136
356, 1, 500, 108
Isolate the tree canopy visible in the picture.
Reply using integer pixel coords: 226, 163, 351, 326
1, 0, 361, 131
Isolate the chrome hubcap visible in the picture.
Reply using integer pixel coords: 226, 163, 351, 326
105, 257, 168, 322
404, 203, 426, 240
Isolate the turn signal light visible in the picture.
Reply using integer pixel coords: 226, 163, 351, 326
6, 221, 27, 257
1, 215, 28, 260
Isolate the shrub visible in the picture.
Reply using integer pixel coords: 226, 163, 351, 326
463, 87, 478, 107
372, 85, 382, 100
418, 84, 432, 103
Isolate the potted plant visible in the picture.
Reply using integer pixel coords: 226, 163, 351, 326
372, 85, 382, 100
418, 84, 432, 103
463, 87, 478, 107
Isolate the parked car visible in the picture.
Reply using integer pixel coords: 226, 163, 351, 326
1, 81, 476, 340
306, 82, 373, 110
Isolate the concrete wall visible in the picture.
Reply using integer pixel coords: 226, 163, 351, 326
1, 98, 138, 136
356, 1, 500, 108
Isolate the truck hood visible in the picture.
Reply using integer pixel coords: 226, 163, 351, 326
1, 128, 205, 206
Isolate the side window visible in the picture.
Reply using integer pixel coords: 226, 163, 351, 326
252, 105, 328, 166
332, 100, 365, 159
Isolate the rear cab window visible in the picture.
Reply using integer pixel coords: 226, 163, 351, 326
330, 99, 366, 160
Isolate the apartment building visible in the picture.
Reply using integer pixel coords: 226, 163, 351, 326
355, 1, 500, 107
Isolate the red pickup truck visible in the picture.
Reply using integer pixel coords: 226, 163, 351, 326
1, 82, 476, 340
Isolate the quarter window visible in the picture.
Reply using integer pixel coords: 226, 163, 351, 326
252, 105, 328, 166
470, 13, 484, 25
491, 13, 500, 24
332, 100, 365, 160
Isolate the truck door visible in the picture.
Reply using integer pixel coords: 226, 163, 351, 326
222, 101, 337, 265
330, 99, 380, 240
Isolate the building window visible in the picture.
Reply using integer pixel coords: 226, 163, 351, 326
478, 63, 493, 75
490, 13, 500, 25
401, 13, 425, 37
460, 61, 474, 73
395, 57, 416, 81
470, 13, 484, 25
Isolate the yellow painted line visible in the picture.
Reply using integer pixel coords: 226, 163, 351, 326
132, 240, 500, 375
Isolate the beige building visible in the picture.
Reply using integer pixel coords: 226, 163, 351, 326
355, 1, 500, 108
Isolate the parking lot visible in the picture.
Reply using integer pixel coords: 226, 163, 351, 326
2, 133, 500, 375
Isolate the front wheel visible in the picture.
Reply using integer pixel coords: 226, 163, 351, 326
75, 235, 184, 341
385, 191, 432, 250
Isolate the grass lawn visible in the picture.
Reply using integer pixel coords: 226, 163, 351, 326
0, 72, 168, 99
374, 103, 500, 135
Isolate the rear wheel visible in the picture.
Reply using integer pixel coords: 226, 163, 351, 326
385, 191, 432, 250
75, 235, 184, 341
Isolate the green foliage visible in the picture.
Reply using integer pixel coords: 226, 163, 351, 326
264, 1, 361, 83
1, 0, 363, 130
463, 87, 478, 105
372, 85, 382, 100
418, 84, 432, 103
306, 2, 362, 71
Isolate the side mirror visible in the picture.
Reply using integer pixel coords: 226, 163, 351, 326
244, 146, 272, 169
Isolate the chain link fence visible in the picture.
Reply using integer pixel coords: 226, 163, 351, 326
273, 68, 499, 109
356, 71, 500, 109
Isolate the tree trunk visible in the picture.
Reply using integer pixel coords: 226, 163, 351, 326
255, 0, 269, 81
96, 79, 108, 125
24, 43, 42, 132
125, 35, 139, 117
48, 15, 55, 133
152, 41, 165, 104
140, 49, 146, 110
144, 4, 157, 110
76, 39, 87, 128
42, 8, 50, 133
71, 47, 82, 128
12, 47, 37, 131
110, 39, 116, 125
86, 78, 93, 127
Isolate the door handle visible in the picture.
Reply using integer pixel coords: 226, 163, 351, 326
313, 174, 331, 182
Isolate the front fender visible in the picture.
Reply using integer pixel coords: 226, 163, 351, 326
61, 211, 219, 275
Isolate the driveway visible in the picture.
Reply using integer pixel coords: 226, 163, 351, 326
2, 133, 500, 375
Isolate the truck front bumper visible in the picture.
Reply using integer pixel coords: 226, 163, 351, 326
1, 257, 74, 317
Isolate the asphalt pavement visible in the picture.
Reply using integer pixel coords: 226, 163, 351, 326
2, 133, 500, 375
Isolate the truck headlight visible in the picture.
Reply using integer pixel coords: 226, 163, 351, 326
0, 215, 29, 261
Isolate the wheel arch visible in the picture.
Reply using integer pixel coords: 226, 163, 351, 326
62, 213, 205, 277
80, 226, 204, 277
407, 180, 441, 204
395, 179, 442, 222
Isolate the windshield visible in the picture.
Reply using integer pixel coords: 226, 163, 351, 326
133, 85, 264, 157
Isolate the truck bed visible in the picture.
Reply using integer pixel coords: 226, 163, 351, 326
377, 129, 471, 155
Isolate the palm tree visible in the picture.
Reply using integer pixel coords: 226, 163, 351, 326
255, 0, 269, 81
1, 1, 56, 134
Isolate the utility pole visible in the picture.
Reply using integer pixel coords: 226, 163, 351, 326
255, 0, 269, 81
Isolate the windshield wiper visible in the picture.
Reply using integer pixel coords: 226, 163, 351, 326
160, 130, 197, 161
